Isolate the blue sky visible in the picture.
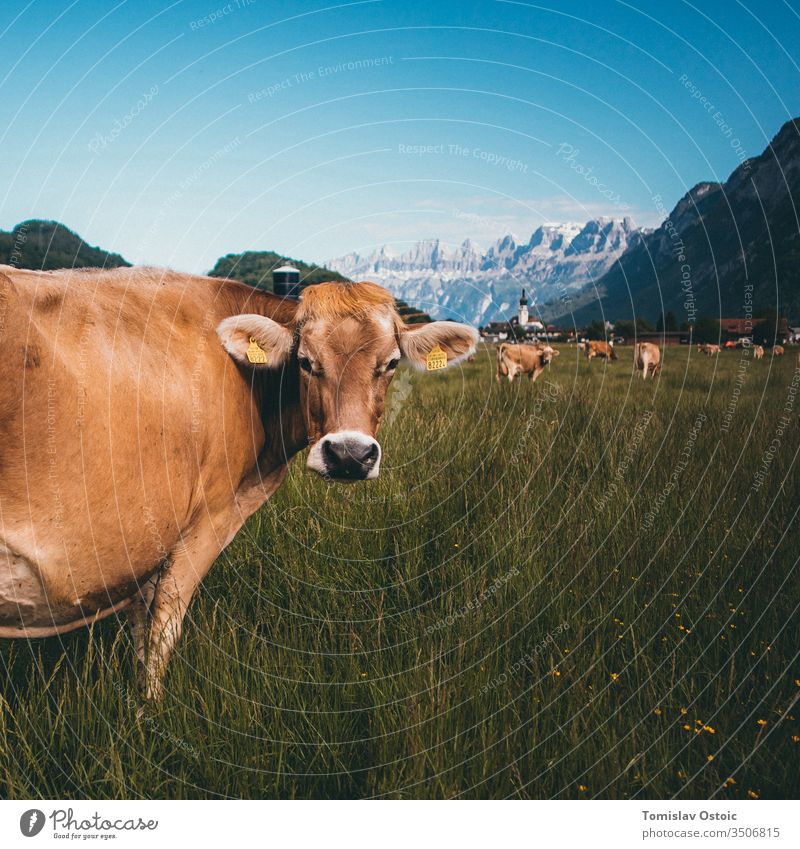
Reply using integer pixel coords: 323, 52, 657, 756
1, 0, 799, 271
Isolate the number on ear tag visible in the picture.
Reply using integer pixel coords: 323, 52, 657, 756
426, 343, 448, 371
247, 337, 268, 364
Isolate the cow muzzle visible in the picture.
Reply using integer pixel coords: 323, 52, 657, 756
307, 430, 381, 481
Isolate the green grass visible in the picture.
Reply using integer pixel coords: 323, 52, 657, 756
1, 344, 799, 799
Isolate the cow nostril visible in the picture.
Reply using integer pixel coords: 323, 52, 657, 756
362, 443, 379, 465
323, 439, 337, 464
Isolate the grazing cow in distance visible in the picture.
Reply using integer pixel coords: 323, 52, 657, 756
698, 343, 721, 356
773, 344, 785, 356
496, 342, 559, 383
583, 339, 617, 363
753, 345, 765, 360
634, 342, 661, 379
0, 267, 478, 700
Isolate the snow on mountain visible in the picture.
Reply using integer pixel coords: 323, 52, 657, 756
327, 218, 641, 325
338, 238, 484, 278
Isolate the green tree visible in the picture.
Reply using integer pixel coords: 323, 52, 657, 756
614, 319, 636, 340
755, 306, 782, 347
208, 251, 348, 291
692, 316, 721, 344
585, 319, 608, 340
657, 311, 678, 332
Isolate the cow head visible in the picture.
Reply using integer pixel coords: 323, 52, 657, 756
540, 345, 559, 366
217, 281, 478, 482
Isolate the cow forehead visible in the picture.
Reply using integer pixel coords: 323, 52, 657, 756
300, 312, 399, 357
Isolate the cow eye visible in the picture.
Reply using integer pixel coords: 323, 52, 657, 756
298, 356, 313, 374
387, 358, 400, 371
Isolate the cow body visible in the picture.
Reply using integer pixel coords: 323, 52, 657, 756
0, 266, 476, 698
0, 267, 254, 641
634, 342, 661, 379
773, 344, 785, 356
698, 343, 721, 356
753, 345, 765, 359
496, 342, 559, 383
582, 340, 616, 362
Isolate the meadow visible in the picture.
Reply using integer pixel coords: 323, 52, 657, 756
1, 343, 798, 799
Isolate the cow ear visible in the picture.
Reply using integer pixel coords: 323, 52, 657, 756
216, 314, 294, 368
399, 321, 479, 370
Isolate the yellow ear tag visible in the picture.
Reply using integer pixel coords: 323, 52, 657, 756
426, 343, 448, 371
246, 337, 268, 364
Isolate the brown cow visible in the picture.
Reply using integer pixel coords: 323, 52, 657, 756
0, 267, 477, 699
773, 344, 785, 356
583, 340, 617, 362
698, 343, 721, 356
496, 342, 559, 383
634, 342, 661, 379
753, 345, 765, 360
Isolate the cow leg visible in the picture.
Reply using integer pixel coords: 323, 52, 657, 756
143, 523, 225, 701
126, 573, 159, 693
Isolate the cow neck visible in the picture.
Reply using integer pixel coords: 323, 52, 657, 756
251, 361, 306, 470
233, 285, 307, 470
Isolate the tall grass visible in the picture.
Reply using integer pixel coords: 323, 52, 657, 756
1, 345, 798, 799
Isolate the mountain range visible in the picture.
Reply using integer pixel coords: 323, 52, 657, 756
568, 117, 800, 324
329, 117, 800, 326
0, 221, 431, 323
328, 218, 642, 325
3, 117, 797, 327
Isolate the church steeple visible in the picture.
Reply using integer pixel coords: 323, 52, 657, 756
518, 288, 529, 327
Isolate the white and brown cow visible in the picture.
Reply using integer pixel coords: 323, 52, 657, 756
698, 343, 721, 356
634, 342, 661, 379
753, 344, 765, 360
496, 342, 559, 383
0, 267, 477, 700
